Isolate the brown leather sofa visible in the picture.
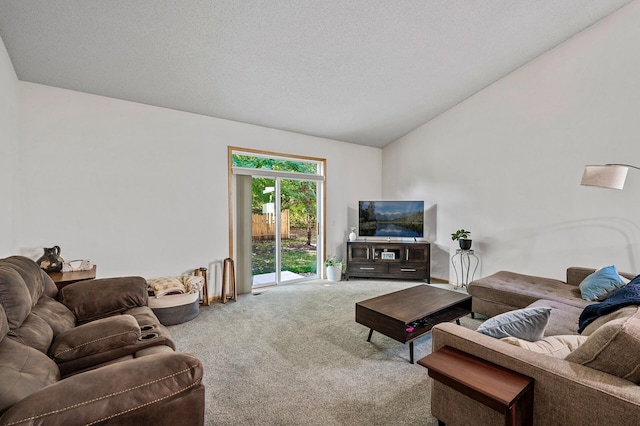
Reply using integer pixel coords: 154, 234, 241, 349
0, 256, 205, 425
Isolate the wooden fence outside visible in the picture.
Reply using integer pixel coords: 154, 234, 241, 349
252, 210, 290, 240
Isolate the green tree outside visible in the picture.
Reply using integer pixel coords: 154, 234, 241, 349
233, 154, 318, 276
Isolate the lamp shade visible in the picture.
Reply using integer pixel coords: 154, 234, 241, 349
580, 165, 628, 190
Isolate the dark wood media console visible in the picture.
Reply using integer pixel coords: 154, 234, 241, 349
346, 241, 430, 282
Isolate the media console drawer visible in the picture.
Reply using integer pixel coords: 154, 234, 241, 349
388, 264, 428, 276
346, 241, 430, 282
348, 263, 387, 276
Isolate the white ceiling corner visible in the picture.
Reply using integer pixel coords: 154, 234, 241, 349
0, 0, 634, 148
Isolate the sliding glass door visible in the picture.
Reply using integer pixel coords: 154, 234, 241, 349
279, 178, 318, 283
231, 149, 324, 288
250, 177, 278, 286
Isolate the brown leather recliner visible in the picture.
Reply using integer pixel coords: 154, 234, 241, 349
0, 256, 205, 425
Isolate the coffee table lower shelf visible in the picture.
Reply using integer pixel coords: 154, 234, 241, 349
355, 285, 472, 364
364, 310, 466, 364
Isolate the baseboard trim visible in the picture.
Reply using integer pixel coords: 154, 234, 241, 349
430, 277, 451, 284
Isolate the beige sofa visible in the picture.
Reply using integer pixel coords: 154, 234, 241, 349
427, 267, 640, 426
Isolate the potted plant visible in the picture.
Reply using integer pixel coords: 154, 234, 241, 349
451, 229, 472, 250
325, 256, 343, 282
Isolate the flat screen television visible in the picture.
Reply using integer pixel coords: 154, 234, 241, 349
358, 201, 424, 238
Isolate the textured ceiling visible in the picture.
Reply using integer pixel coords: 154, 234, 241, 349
0, 0, 633, 148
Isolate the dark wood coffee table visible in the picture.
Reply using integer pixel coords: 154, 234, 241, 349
355, 285, 472, 363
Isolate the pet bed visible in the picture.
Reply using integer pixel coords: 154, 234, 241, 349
147, 275, 204, 325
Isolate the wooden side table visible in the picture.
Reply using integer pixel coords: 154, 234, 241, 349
47, 266, 97, 290
418, 346, 533, 426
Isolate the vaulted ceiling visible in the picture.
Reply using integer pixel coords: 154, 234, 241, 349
0, 1, 633, 148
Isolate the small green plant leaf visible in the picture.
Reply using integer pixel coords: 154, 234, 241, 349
451, 229, 471, 241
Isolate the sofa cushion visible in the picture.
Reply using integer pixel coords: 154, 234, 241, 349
526, 299, 582, 336
7, 313, 53, 354
501, 335, 588, 358
49, 315, 141, 363
580, 305, 640, 336
468, 271, 590, 311
59, 277, 148, 323
31, 295, 76, 336
565, 316, 640, 383
0, 352, 202, 425
1, 255, 58, 299
0, 305, 8, 341
477, 307, 551, 341
0, 265, 34, 329
0, 257, 59, 331
0, 337, 60, 414
578, 265, 626, 301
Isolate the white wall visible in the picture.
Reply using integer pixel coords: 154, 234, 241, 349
383, 0, 640, 281
0, 35, 19, 257
17, 82, 381, 293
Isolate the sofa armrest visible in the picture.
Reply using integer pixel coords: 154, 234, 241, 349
49, 315, 141, 363
58, 276, 148, 323
566, 266, 636, 286
566, 267, 596, 286
0, 352, 204, 425
430, 323, 640, 425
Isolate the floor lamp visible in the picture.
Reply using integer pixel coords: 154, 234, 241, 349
580, 164, 640, 189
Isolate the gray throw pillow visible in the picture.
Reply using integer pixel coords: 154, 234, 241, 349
477, 307, 551, 342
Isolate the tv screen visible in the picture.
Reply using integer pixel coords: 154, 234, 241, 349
358, 201, 424, 238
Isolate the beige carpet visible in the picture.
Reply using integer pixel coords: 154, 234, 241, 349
169, 279, 482, 426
